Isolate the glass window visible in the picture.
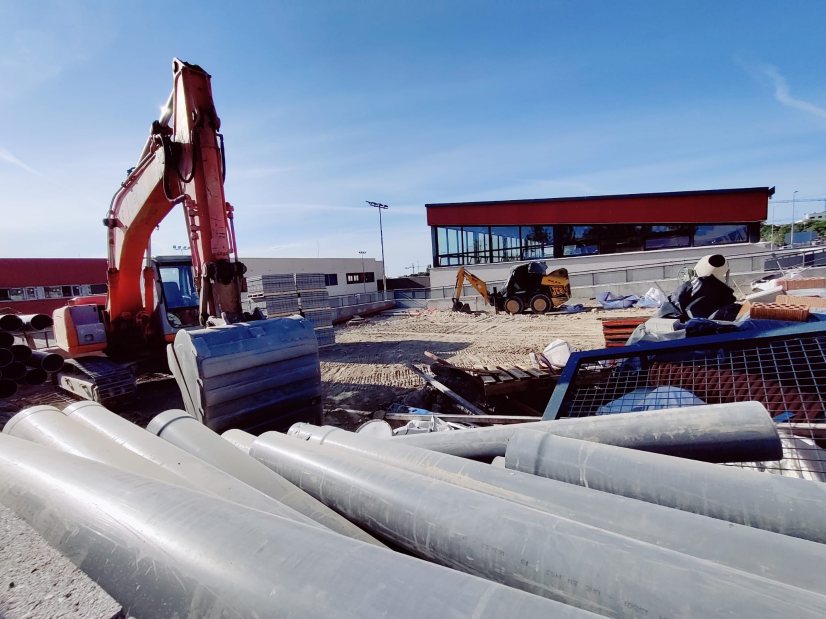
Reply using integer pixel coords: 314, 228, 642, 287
561, 226, 600, 256
159, 265, 199, 309
521, 225, 554, 258
694, 224, 748, 247
324, 274, 338, 286
490, 226, 522, 262
44, 286, 64, 299
0, 288, 24, 301
597, 225, 644, 254
436, 226, 463, 256
644, 224, 691, 250
365, 272, 375, 283
463, 226, 490, 264
90, 283, 108, 294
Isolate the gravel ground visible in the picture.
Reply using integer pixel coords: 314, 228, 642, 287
1, 305, 654, 617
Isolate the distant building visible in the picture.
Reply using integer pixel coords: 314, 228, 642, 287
0, 258, 108, 315
803, 211, 826, 222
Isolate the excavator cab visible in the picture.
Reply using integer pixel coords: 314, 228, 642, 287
154, 256, 201, 334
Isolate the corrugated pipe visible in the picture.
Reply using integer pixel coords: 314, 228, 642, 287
250, 430, 826, 618
390, 401, 782, 462
18, 313, 53, 331
27, 350, 65, 373
0, 331, 13, 349
1, 362, 27, 381
285, 424, 826, 596
146, 409, 382, 546
505, 429, 826, 544
0, 433, 591, 619
0, 379, 17, 398
19, 368, 47, 385
10, 344, 32, 363
0, 314, 23, 332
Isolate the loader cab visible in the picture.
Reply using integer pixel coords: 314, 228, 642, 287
153, 256, 201, 336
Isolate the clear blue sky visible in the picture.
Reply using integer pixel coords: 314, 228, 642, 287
1, 1, 825, 275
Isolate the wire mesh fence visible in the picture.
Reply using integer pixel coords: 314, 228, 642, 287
545, 323, 826, 481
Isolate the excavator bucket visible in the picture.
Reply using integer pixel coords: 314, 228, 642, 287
167, 315, 322, 434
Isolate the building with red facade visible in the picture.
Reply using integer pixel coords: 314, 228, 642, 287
426, 187, 773, 267
0, 258, 108, 316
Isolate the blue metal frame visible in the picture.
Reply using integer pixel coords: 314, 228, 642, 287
542, 321, 826, 420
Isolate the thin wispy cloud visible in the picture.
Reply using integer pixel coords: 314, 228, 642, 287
762, 65, 826, 121
0, 147, 41, 175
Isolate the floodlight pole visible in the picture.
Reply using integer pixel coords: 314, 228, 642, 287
367, 201, 389, 300
358, 251, 367, 293
791, 190, 798, 248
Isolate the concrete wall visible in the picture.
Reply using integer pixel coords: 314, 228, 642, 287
242, 257, 383, 296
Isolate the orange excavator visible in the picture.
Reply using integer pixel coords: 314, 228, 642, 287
51, 59, 321, 432
452, 262, 571, 314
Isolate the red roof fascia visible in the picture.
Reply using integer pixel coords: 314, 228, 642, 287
0, 259, 108, 287
426, 190, 770, 227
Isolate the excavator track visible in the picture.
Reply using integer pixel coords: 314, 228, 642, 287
57, 357, 137, 404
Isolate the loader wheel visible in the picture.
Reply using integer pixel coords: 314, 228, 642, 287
503, 296, 524, 315
529, 294, 552, 314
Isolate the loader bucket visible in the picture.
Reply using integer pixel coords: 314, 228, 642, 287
168, 316, 322, 434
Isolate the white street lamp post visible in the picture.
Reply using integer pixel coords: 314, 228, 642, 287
791, 190, 798, 248
366, 201, 389, 301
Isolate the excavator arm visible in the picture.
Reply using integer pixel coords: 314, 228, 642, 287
452, 267, 492, 311
105, 58, 245, 346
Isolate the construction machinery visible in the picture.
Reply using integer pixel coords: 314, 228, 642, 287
51, 59, 321, 432
452, 262, 571, 314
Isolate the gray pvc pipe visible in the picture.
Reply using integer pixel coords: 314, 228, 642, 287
61, 401, 325, 531
147, 409, 382, 546
3, 406, 188, 487
0, 434, 588, 619
391, 401, 782, 462
286, 424, 826, 595
222, 428, 255, 454
506, 429, 826, 544
251, 431, 826, 618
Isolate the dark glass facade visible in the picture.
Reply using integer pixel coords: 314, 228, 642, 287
432, 223, 755, 267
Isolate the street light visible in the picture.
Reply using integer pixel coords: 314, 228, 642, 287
358, 250, 367, 293
791, 190, 798, 248
366, 201, 388, 301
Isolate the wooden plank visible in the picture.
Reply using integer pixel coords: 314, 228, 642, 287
522, 367, 548, 379
478, 374, 498, 386
424, 350, 453, 366
501, 366, 531, 380
406, 363, 489, 416
487, 366, 514, 382
385, 412, 538, 424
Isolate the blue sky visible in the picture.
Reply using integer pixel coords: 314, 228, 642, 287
1, 1, 825, 276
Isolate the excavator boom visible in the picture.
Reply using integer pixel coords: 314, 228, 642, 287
53, 59, 322, 433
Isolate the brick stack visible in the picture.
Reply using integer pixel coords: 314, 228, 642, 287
296, 273, 335, 348
247, 274, 300, 318
248, 273, 335, 348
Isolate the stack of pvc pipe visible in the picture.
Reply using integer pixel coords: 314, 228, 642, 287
0, 313, 61, 398
3, 401, 825, 617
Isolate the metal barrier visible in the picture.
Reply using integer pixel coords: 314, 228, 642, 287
541, 322, 826, 480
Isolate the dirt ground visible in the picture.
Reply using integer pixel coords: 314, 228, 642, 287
0, 304, 655, 618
